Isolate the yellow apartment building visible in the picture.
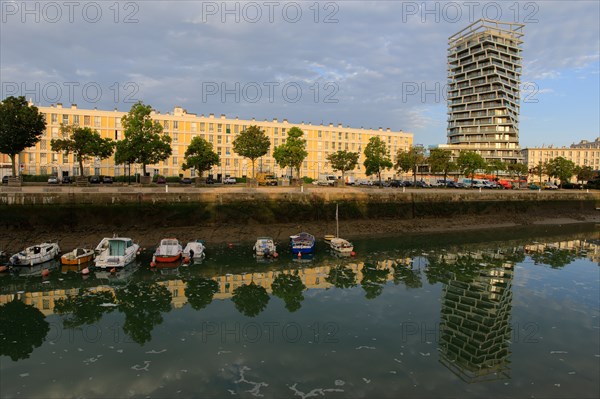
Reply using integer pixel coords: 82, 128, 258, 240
6, 103, 413, 181
521, 138, 600, 182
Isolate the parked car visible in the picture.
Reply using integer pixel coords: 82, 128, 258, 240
414, 180, 430, 188
2, 175, 11, 184
205, 176, 215, 184
497, 180, 512, 189
356, 179, 372, 186
388, 180, 404, 188
180, 177, 193, 184
102, 176, 113, 184
528, 183, 541, 190
61, 176, 72, 184
156, 176, 166, 184
48, 176, 59, 184
223, 177, 237, 184
89, 176, 101, 184
544, 182, 558, 190
402, 180, 413, 187
446, 181, 464, 188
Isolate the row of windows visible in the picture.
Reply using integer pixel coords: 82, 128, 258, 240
44, 114, 407, 142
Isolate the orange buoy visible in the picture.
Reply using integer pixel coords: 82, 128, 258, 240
81, 267, 90, 275
183, 257, 190, 264
0, 265, 8, 273
273, 252, 279, 258
228, 243, 233, 248
351, 251, 356, 257
110, 267, 116, 273
41, 269, 50, 277
150, 261, 156, 268
297, 252, 302, 258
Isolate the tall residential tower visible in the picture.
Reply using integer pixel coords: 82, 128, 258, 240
443, 19, 524, 163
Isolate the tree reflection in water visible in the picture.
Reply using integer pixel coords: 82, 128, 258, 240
271, 271, 307, 312
530, 248, 577, 268
360, 263, 390, 299
115, 282, 172, 345
231, 282, 270, 317
55, 289, 116, 329
0, 299, 50, 361
184, 277, 219, 310
325, 265, 358, 289
392, 264, 422, 289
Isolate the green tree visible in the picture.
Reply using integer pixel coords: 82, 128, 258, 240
0, 96, 46, 177
456, 151, 486, 186
326, 150, 359, 184
395, 147, 425, 185
181, 136, 219, 178
363, 136, 392, 187
428, 148, 454, 183
507, 162, 528, 186
51, 125, 115, 177
575, 165, 595, 184
232, 125, 270, 178
546, 157, 576, 187
486, 159, 506, 180
529, 161, 547, 184
116, 101, 172, 176
272, 126, 307, 179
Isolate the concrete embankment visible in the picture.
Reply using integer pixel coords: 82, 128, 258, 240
0, 188, 598, 230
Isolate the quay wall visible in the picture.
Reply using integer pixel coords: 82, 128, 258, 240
0, 189, 597, 230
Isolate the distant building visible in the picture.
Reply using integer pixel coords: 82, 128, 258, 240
570, 137, 600, 149
441, 19, 524, 164
522, 139, 600, 181
5, 103, 413, 180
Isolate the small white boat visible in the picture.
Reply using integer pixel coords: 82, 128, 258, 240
329, 204, 354, 254
152, 238, 183, 263
95, 236, 139, 269
61, 248, 94, 265
254, 237, 277, 257
182, 240, 206, 263
329, 237, 354, 254
9, 242, 61, 266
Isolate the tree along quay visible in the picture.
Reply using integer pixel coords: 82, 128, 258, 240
0, 189, 597, 232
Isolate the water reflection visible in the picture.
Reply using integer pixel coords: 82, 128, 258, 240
0, 229, 598, 384
0, 299, 49, 361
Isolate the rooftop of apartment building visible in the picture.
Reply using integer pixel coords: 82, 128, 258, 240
521, 138, 600, 150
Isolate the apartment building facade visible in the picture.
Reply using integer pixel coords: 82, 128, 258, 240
441, 19, 524, 164
4, 103, 412, 180
522, 138, 600, 180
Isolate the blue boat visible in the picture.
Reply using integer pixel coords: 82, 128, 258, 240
290, 232, 316, 255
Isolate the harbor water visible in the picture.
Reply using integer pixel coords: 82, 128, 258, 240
0, 225, 599, 398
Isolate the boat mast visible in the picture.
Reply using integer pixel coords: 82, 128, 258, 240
336, 203, 339, 238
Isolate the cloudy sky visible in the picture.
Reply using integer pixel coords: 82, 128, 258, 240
1, 0, 598, 148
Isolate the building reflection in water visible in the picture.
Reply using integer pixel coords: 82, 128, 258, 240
432, 249, 515, 383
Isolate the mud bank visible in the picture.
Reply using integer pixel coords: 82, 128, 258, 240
0, 190, 598, 253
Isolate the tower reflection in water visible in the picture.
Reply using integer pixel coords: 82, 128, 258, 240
429, 250, 516, 383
